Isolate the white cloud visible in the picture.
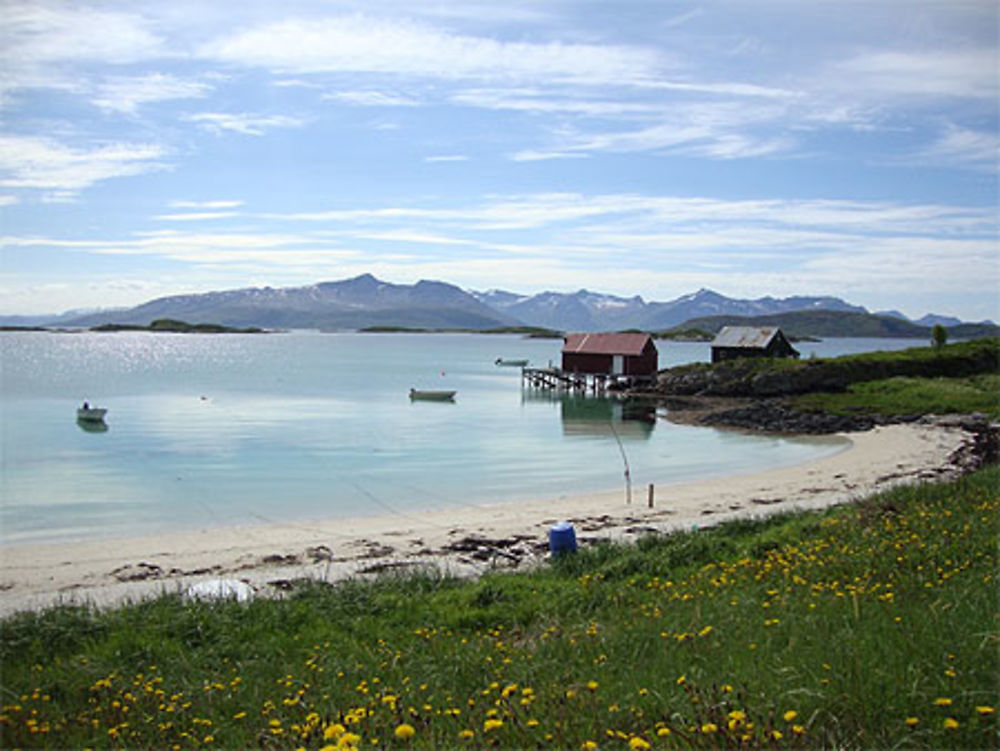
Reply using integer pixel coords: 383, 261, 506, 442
451, 88, 659, 117
526, 118, 792, 161
916, 125, 1000, 171
169, 200, 244, 209
511, 149, 589, 162
671, 133, 795, 160
324, 90, 421, 107
23, 229, 363, 267
154, 212, 240, 221
0, 2, 167, 100
1, 2, 165, 66
40, 190, 78, 204
0, 135, 167, 191
424, 155, 468, 163
202, 14, 663, 86
832, 49, 998, 101
271, 192, 998, 239
502, 94, 800, 161
272, 78, 324, 89
185, 113, 306, 136
93, 73, 213, 113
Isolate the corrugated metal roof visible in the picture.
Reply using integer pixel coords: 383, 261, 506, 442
563, 332, 653, 356
711, 326, 781, 349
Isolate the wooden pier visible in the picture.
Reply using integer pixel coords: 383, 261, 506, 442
522, 367, 651, 393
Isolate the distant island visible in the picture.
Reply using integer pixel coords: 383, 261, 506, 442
90, 318, 266, 334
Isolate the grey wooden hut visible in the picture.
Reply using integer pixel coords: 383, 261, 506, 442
710, 326, 799, 364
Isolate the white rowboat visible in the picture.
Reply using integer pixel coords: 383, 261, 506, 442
409, 389, 456, 402
77, 406, 107, 422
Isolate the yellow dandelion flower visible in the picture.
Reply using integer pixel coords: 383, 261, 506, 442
934, 697, 953, 707
977, 706, 996, 716
483, 719, 503, 733
676, 675, 686, 686
325, 723, 346, 740
783, 710, 798, 723
338, 732, 361, 748
587, 680, 599, 691
770, 729, 783, 740
698, 625, 713, 637
701, 722, 718, 734
629, 737, 651, 750
944, 718, 959, 730
656, 727, 671, 737
581, 742, 598, 750
792, 724, 805, 735
905, 717, 919, 727
394, 724, 416, 740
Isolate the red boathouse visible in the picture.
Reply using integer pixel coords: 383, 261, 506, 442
562, 332, 659, 381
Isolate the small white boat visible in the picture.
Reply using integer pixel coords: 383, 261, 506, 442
495, 358, 529, 367
409, 389, 456, 402
77, 405, 107, 422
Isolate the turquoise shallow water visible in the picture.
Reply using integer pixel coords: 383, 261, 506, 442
0, 332, 920, 546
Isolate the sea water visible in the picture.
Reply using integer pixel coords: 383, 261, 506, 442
0, 332, 923, 546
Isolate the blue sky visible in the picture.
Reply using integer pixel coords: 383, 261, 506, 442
1, 0, 997, 320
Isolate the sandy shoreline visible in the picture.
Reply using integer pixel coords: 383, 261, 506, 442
0, 422, 973, 617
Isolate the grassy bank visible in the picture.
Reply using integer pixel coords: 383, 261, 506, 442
2, 469, 997, 749
657, 338, 1000, 399
793, 374, 1000, 420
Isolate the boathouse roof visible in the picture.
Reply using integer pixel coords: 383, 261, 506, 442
711, 326, 784, 349
563, 332, 653, 356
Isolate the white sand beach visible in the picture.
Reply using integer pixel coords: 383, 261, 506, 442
0, 422, 973, 617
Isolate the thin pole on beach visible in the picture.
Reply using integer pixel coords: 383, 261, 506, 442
608, 419, 632, 505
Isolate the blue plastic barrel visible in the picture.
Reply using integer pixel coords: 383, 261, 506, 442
548, 521, 578, 556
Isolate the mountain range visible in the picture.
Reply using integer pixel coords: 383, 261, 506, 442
9, 273, 995, 336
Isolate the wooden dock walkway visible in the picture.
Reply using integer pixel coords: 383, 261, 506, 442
522, 367, 652, 393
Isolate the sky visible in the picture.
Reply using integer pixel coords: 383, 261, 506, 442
1, 0, 997, 321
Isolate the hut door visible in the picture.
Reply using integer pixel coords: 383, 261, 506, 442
612, 355, 624, 375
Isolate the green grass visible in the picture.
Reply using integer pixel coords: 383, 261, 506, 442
793, 374, 1000, 419
2, 468, 997, 749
